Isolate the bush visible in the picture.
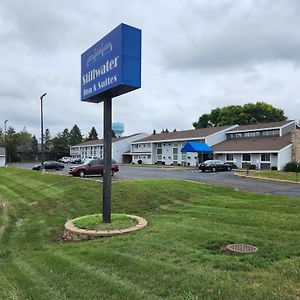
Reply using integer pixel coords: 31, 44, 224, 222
249, 164, 256, 170
271, 166, 278, 171
228, 162, 238, 169
137, 159, 142, 164
284, 161, 300, 172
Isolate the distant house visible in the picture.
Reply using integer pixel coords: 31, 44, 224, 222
213, 120, 299, 170
129, 125, 238, 166
0, 147, 5, 167
69, 133, 148, 164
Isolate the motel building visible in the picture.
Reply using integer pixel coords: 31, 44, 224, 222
213, 120, 300, 170
69, 133, 147, 164
0, 147, 5, 167
129, 125, 238, 166
128, 120, 300, 170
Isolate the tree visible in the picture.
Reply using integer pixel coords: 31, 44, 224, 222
31, 135, 39, 161
17, 128, 32, 162
69, 124, 83, 146
6, 127, 18, 162
50, 132, 70, 159
152, 129, 156, 135
44, 128, 52, 159
193, 102, 287, 128
112, 130, 116, 138
87, 127, 98, 140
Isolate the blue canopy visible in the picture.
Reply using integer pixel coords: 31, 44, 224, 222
181, 141, 213, 153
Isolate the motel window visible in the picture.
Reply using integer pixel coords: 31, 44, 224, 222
173, 148, 178, 161
157, 143, 162, 148
226, 154, 234, 161
261, 153, 270, 161
242, 154, 251, 161
157, 146, 162, 161
181, 153, 187, 161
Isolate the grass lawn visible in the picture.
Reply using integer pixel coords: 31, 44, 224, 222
248, 170, 300, 183
0, 167, 299, 299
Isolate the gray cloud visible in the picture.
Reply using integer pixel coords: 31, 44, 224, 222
0, 0, 299, 139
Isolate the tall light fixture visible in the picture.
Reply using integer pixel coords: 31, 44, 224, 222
40, 93, 47, 172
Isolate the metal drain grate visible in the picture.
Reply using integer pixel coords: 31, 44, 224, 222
226, 244, 258, 253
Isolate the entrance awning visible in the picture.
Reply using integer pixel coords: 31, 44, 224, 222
181, 141, 213, 153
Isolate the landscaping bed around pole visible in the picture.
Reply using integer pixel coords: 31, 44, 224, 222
63, 214, 147, 241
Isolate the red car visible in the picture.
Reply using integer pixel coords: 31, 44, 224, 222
69, 159, 119, 177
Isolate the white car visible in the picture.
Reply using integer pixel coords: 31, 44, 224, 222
59, 157, 72, 163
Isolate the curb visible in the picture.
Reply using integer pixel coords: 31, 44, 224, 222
235, 173, 300, 185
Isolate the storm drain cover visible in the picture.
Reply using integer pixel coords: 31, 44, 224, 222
226, 244, 258, 253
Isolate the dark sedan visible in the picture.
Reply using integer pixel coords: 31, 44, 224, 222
32, 161, 65, 171
199, 160, 232, 172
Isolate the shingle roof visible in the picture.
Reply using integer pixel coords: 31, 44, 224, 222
213, 134, 292, 152
74, 134, 141, 147
227, 120, 293, 133
133, 125, 236, 143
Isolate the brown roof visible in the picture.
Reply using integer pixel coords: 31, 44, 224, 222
74, 134, 140, 147
213, 133, 292, 152
134, 125, 236, 143
227, 120, 294, 133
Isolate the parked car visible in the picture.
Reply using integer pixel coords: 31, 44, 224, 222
32, 161, 65, 171
69, 157, 83, 164
69, 158, 119, 177
199, 160, 232, 172
58, 157, 72, 163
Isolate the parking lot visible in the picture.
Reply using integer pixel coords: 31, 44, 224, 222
9, 162, 300, 198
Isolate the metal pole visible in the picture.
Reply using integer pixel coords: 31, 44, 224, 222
4, 120, 8, 167
103, 96, 112, 223
40, 93, 47, 172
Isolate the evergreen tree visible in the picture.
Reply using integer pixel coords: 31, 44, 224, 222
87, 127, 98, 140
31, 135, 39, 161
112, 130, 116, 138
152, 129, 156, 135
17, 128, 32, 162
44, 128, 52, 158
69, 124, 83, 146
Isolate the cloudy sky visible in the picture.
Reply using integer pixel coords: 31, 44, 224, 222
0, 0, 299, 139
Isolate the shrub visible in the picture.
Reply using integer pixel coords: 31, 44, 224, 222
271, 166, 278, 171
249, 164, 256, 170
137, 159, 142, 164
228, 162, 238, 169
284, 161, 300, 172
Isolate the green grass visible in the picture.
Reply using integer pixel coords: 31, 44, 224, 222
0, 167, 299, 299
74, 214, 137, 230
249, 170, 300, 182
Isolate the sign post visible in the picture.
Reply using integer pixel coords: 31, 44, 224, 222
81, 24, 141, 223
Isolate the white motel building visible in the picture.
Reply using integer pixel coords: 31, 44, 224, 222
70, 120, 300, 170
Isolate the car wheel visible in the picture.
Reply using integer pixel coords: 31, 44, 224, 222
78, 170, 85, 178
55, 167, 59, 171
227, 166, 231, 171
212, 167, 216, 172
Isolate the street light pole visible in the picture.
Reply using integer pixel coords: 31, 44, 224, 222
40, 93, 47, 172
4, 120, 8, 166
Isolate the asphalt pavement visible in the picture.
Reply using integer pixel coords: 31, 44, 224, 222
8, 163, 300, 198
